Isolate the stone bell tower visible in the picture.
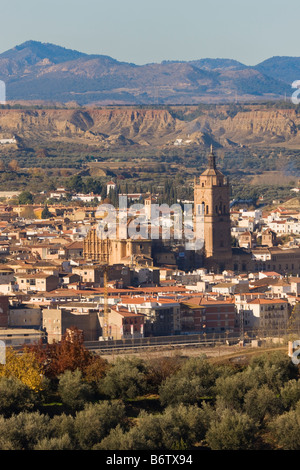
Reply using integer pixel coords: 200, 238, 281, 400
194, 146, 232, 272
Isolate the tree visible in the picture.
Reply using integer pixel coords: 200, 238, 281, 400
41, 204, 52, 219
247, 351, 298, 393
268, 402, 300, 450
0, 411, 51, 450
58, 369, 94, 411
49, 413, 76, 442
146, 356, 182, 393
214, 369, 258, 412
159, 356, 219, 406
243, 384, 282, 424
97, 404, 209, 451
0, 348, 45, 392
65, 174, 83, 193
8, 159, 19, 172
74, 401, 126, 450
36, 148, 48, 159
156, 404, 207, 449
280, 379, 300, 411
99, 357, 148, 400
83, 355, 108, 387
29, 327, 94, 379
205, 407, 258, 450
0, 377, 37, 416
18, 191, 33, 205
34, 434, 74, 450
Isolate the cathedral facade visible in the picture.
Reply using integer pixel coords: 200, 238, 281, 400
83, 226, 153, 267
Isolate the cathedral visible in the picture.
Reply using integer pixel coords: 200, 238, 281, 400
83, 147, 234, 272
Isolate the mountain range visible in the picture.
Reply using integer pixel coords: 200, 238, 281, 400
0, 41, 299, 105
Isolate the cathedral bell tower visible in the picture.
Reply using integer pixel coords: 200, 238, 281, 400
194, 146, 232, 272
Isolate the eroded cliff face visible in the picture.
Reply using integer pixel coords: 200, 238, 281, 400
0, 106, 300, 149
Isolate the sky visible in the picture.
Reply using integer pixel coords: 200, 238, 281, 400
1, 0, 300, 65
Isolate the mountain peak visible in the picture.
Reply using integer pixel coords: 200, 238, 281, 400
0, 40, 86, 65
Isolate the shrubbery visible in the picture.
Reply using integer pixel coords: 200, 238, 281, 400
0, 334, 299, 450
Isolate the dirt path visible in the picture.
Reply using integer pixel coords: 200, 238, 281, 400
100, 343, 287, 364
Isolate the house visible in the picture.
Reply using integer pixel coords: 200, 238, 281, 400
8, 305, 42, 328
238, 231, 256, 249
15, 273, 60, 293
49, 188, 68, 200
0, 328, 44, 347
64, 241, 84, 259
61, 273, 81, 286
42, 302, 102, 343
30, 244, 65, 260
240, 298, 289, 331
212, 281, 249, 295
71, 265, 102, 285
120, 297, 181, 336
107, 306, 145, 340
71, 193, 101, 203
180, 297, 236, 334
261, 229, 277, 247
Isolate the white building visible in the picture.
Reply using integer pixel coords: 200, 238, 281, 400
107, 181, 117, 195
71, 193, 101, 203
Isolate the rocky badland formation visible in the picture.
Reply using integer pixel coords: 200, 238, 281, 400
0, 105, 300, 151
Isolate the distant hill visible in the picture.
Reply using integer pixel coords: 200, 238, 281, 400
0, 40, 87, 66
0, 41, 294, 105
255, 56, 300, 84
188, 58, 247, 71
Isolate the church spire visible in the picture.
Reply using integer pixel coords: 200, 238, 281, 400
208, 144, 216, 170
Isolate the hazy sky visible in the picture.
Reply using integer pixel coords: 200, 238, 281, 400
1, 0, 299, 65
